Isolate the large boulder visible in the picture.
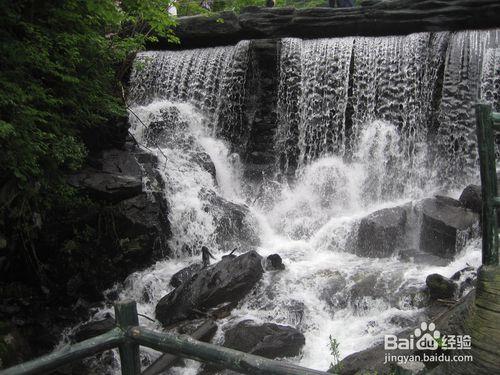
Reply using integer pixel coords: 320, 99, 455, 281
426, 273, 457, 300
200, 189, 260, 248
459, 184, 482, 214
115, 192, 171, 257
155, 251, 264, 326
223, 319, 305, 359
170, 263, 203, 288
71, 316, 115, 343
417, 197, 478, 258
68, 169, 142, 202
356, 206, 407, 258
68, 149, 143, 202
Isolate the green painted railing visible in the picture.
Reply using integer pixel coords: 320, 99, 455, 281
0, 301, 329, 375
476, 103, 500, 266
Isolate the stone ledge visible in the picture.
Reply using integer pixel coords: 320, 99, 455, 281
154, 0, 500, 50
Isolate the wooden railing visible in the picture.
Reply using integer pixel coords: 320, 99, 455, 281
0, 301, 330, 375
475, 103, 500, 266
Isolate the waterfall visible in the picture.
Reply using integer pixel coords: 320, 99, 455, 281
433, 30, 500, 187
129, 41, 250, 142
76, 30, 500, 374
275, 30, 500, 192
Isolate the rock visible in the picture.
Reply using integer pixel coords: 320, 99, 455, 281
155, 1, 500, 50
191, 152, 217, 181
451, 266, 477, 297
356, 207, 407, 258
459, 184, 482, 213
115, 192, 171, 256
426, 273, 457, 300
265, 254, 285, 270
101, 149, 142, 176
398, 248, 450, 267
175, 319, 218, 342
200, 189, 260, 248
155, 251, 264, 326
68, 149, 143, 202
417, 197, 478, 258
320, 272, 347, 310
71, 316, 115, 343
389, 315, 416, 328
68, 168, 142, 202
394, 284, 429, 310
170, 263, 203, 288
223, 319, 305, 359
338, 291, 477, 375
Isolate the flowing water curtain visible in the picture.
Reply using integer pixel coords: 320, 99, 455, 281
296, 37, 354, 169
481, 47, 500, 110
128, 45, 235, 117
213, 40, 252, 148
349, 32, 447, 198
275, 38, 303, 178
434, 30, 500, 188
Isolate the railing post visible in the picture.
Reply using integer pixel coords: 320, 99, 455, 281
115, 301, 141, 375
475, 103, 499, 266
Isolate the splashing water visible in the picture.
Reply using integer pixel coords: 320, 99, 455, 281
67, 29, 500, 373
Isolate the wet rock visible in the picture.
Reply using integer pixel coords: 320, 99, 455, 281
101, 149, 142, 176
223, 319, 305, 359
155, 251, 264, 326
71, 316, 115, 343
320, 272, 348, 310
356, 207, 407, 258
394, 284, 429, 310
265, 254, 285, 270
191, 152, 217, 181
459, 184, 482, 213
389, 315, 416, 328
143, 107, 193, 149
68, 168, 142, 202
68, 149, 143, 202
115, 192, 171, 257
159, 2, 500, 50
417, 197, 478, 258
174, 319, 218, 342
206, 302, 237, 320
170, 263, 203, 288
200, 189, 260, 248
451, 266, 477, 297
398, 248, 450, 267
426, 273, 457, 300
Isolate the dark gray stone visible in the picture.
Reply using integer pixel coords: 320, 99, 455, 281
155, 251, 264, 326
223, 319, 305, 359
72, 316, 115, 343
356, 207, 407, 258
459, 184, 482, 214
200, 189, 260, 248
68, 169, 142, 202
170, 263, 203, 288
417, 198, 478, 258
155, 1, 500, 50
426, 273, 457, 300
265, 254, 285, 270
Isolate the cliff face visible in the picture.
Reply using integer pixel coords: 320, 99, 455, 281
153, 1, 500, 50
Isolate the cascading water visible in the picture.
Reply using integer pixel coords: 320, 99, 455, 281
433, 30, 500, 187
68, 29, 500, 373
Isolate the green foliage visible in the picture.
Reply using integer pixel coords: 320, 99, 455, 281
175, 0, 363, 15
328, 335, 344, 373
0, 0, 176, 269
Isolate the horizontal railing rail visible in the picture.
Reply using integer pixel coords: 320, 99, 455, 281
0, 301, 331, 375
